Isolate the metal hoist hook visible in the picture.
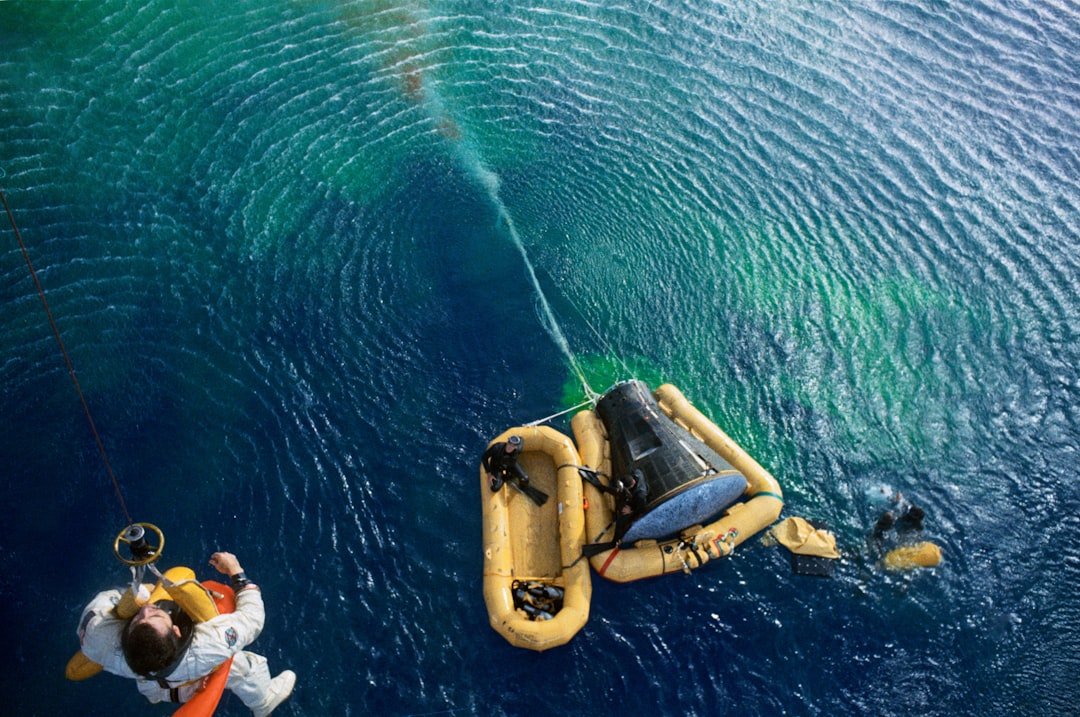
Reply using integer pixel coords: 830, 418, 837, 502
113, 522, 166, 588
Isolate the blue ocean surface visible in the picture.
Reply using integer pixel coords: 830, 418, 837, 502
2, 1, 1078, 715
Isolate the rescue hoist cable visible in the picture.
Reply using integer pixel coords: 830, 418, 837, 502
1, 187, 133, 526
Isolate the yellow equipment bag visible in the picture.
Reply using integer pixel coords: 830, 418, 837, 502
881, 541, 942, 571
764, 516, 841, 559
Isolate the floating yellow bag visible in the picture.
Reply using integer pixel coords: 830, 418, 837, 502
881, 541, 942, 571
763, 517, 841, 559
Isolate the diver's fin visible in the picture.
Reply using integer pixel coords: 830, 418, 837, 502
510, 477, 549, 506
578, 466, 618, 494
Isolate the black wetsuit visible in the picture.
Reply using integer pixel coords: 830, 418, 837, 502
481, 442, 529, 491
870, 504, 925, 556
613, 471, 649, 540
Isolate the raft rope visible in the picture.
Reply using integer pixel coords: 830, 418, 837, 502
1, 187, 133, 525
494, 201, 598, 403
425, 83, 620, 405
525, 398, 593, 426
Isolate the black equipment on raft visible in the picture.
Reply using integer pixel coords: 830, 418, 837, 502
508, 476, 549, 506
512, 580, 564, 620
580, 540, 617, 558
577, 467, 615, 495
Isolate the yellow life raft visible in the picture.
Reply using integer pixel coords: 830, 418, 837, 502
481, 425, 591, 651
572, 383, 784, 582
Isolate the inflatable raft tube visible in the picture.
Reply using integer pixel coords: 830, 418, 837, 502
881, 541, 942, 571
481, 425, 591, 650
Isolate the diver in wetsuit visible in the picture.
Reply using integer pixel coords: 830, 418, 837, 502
870, 495, 925, 557
613, 469, 649, 541
481, 435, 548, 505
482, 434, 529, 491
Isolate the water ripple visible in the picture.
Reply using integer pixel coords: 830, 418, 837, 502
3, 1, 1080, 715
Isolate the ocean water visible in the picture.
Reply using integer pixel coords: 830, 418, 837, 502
2, 1, 1078, 715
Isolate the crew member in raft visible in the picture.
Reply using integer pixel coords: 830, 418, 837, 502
76, 551, 296, 717
482, 434, 530, 491
613, 469, 648, 541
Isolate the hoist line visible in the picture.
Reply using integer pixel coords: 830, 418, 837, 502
525, 398, 594, 427
1, 187, 134, 526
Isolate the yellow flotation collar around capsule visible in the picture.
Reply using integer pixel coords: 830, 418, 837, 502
572, 383, 784, 582
65, 566, 223, 680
